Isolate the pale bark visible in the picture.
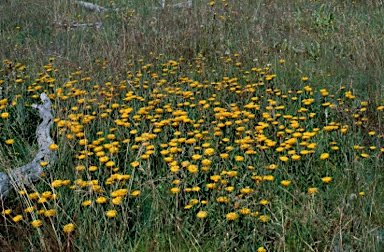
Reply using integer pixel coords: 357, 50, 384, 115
0, 93, 56, 200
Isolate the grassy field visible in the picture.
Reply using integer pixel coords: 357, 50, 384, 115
0, 0, 383, 251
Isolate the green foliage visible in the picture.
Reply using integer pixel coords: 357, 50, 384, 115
0, 0, 383, 251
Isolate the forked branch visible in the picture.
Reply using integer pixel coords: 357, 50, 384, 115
0, 93, 57, 200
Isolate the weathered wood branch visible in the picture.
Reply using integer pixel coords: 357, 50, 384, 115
154, 0, 192, 9
75, 1, 119, 12
0, 93, 56, 200
69, 22, 103, 30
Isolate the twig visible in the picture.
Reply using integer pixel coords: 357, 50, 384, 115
0, 93, 57, 200
69, 22, 103, 30
153, 0, 192, 9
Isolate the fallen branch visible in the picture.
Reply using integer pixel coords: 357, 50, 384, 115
75, 1, 119, 12
153, 0, 192, 9
0, 93, 56, 200
69, 22, 103, 30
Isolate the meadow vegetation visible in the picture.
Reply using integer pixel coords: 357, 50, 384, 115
0, 0, 383, 251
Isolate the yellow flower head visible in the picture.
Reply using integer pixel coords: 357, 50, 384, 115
49, 144, 58, 151
170, 187, 180, 194
131, 190, 140, 197
226, 212, 238, 221
130, 161, 140, 168
308, 187, 318, 194
204, 148, 215, 156
5, 139, 14, 145
12, 215, 23, 222
96, 196, 108, 204
321, 176, 332, 183
106, 210, 117, 218
1, 112, 9, 119
197, 211, 207, 218
82, 200, 91, 206
259, 215, 270, 223
31, 220, 43, 228
281, 180, 291, 186
63, 223, 75, 233
320, 153, 330, 160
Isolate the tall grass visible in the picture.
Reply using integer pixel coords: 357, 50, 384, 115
0, 0, 383, 251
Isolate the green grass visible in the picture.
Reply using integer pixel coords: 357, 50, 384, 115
0, 0, 383, 251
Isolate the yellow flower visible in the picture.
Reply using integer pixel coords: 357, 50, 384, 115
130, 161, 140, 168
131, 190, 140, 197
49, 143, 58, 151
279, 156, 289, 162
63, 223, 75, 233
51, 180, 62, 188
82, 200, 91, 206
321, 176, 332, 183
302, 77, 309, 81
210, 175, 221, 182
204, 148, 215, 156
192, 186, 201, 192
1, 209, 12, 215
225, 186, 234, 192
99, 156, 109, 163
170, 165, 180, 172
308, 187, 318, 194
320, 153, 329, 160
170, 188, 180, 194
257, 247, 267, 252
266, 164, 277, 170
263, 175, 274, 181
187, 165, 199, 174
201, 159, 212, 166
106, 161, 115, 167
106, 210, 117, 218
239, 208, 251, 215
96, 196, 108, 204
24, 206, 35, 213
206, 183, 216, 189
31, 220, 43, 228
291, 154, 301, 161
12, 215, 23, 222
5, 139, 14, 145
241, 188, 254, 194
197, 211, 207, 218
1, 112, 9, 119
29, 192, 39, 200
44, 209, 56, 217
259, 215, 270, 222
235, 156, 244, 162
209, 1, 215, 6
89, 166, 98, 171
191, 154, 201, 160
226, 212, 238, 221
111, 189, 128, 197
37, 197, 47, 204
112, 197, 123, 205
260, 199, 269, 205
43, 191, 54, 198
281, 180, 291, 186
75, 165, 85, 171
